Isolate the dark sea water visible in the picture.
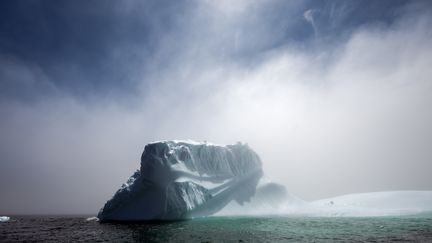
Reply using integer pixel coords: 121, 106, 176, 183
1, 214, 432, 242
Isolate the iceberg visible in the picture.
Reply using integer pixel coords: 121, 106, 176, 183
98, 140, 263, 221
98, 140, 432, 221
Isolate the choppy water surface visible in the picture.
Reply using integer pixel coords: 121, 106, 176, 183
1, 214, 432, 242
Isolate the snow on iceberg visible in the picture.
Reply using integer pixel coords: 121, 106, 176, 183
98, 140, 263, 221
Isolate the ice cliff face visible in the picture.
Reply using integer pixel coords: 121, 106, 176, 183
98, 141, 263, 221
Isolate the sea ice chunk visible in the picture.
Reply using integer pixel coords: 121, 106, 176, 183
0, 216, 10, 222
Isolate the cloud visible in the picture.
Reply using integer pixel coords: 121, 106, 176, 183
303, 9, 318, 36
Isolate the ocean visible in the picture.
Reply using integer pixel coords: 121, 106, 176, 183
1, 214, 432, 242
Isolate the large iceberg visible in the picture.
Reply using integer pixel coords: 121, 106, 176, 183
98, 140, 263, 221
98, 140, 432, 221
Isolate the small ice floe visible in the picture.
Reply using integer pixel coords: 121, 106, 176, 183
85, 216, 99, 222
0, 216, 10, 222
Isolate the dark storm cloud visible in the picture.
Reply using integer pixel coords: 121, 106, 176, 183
0, 0, 191, 99
0, 0, 412, 101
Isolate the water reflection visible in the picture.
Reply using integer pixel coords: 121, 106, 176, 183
101, 220, 191, 242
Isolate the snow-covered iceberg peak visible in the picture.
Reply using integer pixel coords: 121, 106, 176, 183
98, 140, 263, 221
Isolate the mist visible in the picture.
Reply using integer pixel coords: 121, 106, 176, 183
1, 0, 431, 214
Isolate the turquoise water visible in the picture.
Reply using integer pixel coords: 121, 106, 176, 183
1, 214, 432, 242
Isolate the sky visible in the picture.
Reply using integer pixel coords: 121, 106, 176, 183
0, 0, 431, 215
